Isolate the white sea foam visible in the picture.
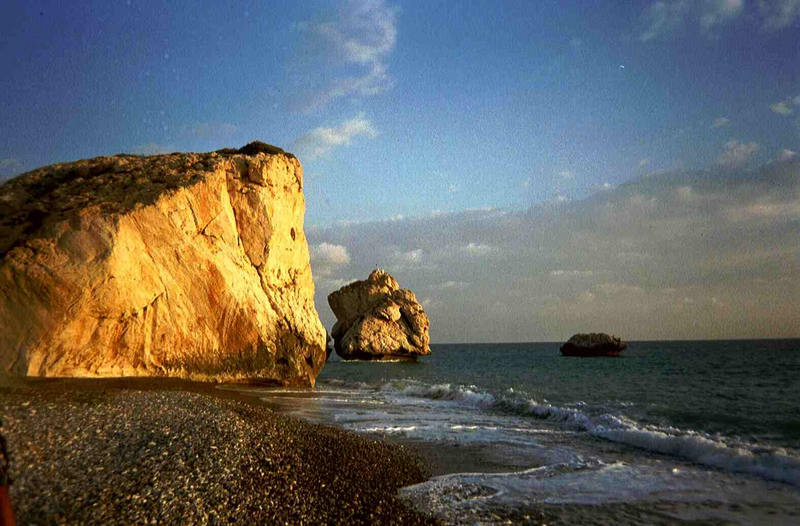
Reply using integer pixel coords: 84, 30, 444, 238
400, 460, 800, 523
359, 425, 419, 434
375, 379, 800, 487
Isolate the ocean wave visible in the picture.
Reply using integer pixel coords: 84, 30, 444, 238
376, 379, 800, 487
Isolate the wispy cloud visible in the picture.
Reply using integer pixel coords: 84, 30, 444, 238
0, 158, 23, 181
310, 242, 351, 277
711, 116, 730, 128
295, 0, 398, 112
759, 0, 800, 29
770, 95, 800, 115
779, 149, 797, 161
717, 139, 760, 166
292, 113, 378, 160
309, 159, 800, 341
640, 0, 691, 42
640, 0, 744, 41
699, 0, 744, 31
771, 101, 794, 115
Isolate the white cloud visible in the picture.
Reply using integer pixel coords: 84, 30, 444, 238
292, 113, 378, 160
771, 101, 794, 115
396, 248, 423, 263
557, 170, 574, 180
700, 0, 744, 31
640, 0, 743, 41
712, 116, 730, 128
759, 0, 800, 29
779, 149, 797, 161
553, 170, 577, 199
432, 281, 470, 290
310, 242, 351, 277
297, 0, 397, 112
462, 242, 494, 256
717, 140, 760, 166
639, 158, 651, 167
550, 270, 595, 278
0, 158, 23, 180
640, 0, 691, 41
309, 159, 800, 341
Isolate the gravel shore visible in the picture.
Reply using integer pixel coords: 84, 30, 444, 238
0, 379, 436, 525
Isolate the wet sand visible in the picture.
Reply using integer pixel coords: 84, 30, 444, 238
0, 378, 436, 525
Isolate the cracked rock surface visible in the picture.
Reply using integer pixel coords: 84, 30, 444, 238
0, 143, 325, 386
328, 269, 431, 361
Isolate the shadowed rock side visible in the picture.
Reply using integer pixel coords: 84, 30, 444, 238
0, 143, 326, 386
560, 333, 627, 357
328, 269, 431, 361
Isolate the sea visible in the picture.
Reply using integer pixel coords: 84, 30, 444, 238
231, 340, 800, 524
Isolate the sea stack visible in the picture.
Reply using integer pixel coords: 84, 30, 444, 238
560, 333, 627, 357
328, 269, 430, 361
0, 142, 327, 386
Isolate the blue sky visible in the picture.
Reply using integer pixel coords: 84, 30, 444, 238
2, 0, 798, 224
2, 1, 799, 340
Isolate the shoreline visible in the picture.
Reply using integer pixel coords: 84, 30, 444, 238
0, 378, 436, 524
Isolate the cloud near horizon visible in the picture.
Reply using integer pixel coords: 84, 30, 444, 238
292, 113, 378, 160
770, 94, 800, 116
717, 139, 760, 166
0, 158, 23, 181
310, 242, 351, 277
712, 116, 731, 128
308, 159, 800, 342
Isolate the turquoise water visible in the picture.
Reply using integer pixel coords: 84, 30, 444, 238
319, 340, 800, 450
238, 340, 800, 523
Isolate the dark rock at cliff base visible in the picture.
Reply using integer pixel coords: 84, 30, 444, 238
328, 269, 431, 361
560, 333, 626, 357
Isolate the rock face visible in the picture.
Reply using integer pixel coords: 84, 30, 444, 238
560, 333, 626, 357
328, 270, 430, 361
0, 142, 326, 386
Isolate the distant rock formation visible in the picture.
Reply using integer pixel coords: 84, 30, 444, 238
328, 269, 430, 361
0, 142, 326, 386
560, 333, 626, 357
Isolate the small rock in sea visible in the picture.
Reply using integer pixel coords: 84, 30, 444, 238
560, 332, 627, 357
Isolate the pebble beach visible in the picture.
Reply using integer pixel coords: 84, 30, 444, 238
0, 379, 435, 525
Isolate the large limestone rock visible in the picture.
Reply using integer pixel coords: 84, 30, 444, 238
0, 142, 326, 386
328, 270, 430, 361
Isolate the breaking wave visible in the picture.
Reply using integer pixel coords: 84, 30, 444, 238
372, 379, 800, 487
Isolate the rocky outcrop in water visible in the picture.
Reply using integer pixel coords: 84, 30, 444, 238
328, 269, 430, 361
560, 333, 626, 357
0, 142, 326, 386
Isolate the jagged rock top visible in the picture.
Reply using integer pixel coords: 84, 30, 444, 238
327, 269, 430, 361
0, 142, 298, 257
